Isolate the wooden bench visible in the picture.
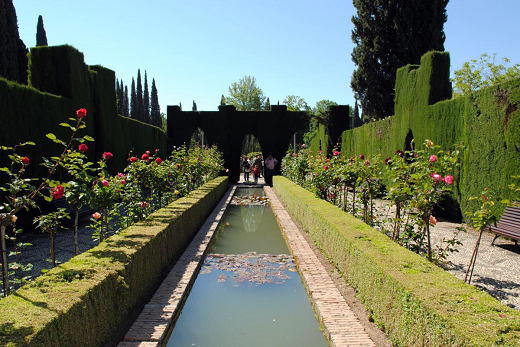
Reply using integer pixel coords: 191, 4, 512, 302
490, 205, 520, 246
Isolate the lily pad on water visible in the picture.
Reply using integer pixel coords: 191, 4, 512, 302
201, 252, 296, 286
230, 195, 270, 206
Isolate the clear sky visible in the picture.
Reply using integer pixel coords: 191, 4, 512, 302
12, 0, 520, 113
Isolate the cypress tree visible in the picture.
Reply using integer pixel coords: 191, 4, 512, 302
265, 97, 271, 110
36, 14, 48, 46
136, 69, 143, 121
220, 95, 226, 106
119, 79, 124, 115
150, 78, 161, 127
123, 85, 129, 117
115, 78, 120, 113
130, 78, 137, 119
0, 0, 29, 84
351, 0, 448, 121
143, 71, 150, 123
192, 100, 197, 111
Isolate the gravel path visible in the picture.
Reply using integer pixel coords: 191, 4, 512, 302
430, 221, 520, 311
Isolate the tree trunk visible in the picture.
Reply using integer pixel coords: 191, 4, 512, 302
426, 219, 432, 261
1, 225, 9, 296
50, 230, 56, 268
465, 229, 484, 284
74, 207, 79, 256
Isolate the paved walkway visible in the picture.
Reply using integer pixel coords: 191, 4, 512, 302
118, 184, 376, 347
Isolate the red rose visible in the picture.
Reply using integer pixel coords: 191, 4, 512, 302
21, 156, 30, 165
102, 152, 113, 160
52, 185, 65, 200
324, 165, 329, 171
359, 154, 365, 160
141, 154, 150, 161
78, 144, 88, 152
76, 108, 87, 119
155, 157, 162, 164
129, 156, 138, 163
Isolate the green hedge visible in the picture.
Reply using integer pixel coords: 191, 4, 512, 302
273, 176, 520, 346
1, 45, 167, 183
0, 176, 228, 347
340, 51, 520, 218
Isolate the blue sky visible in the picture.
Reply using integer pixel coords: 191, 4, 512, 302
13, 0, 520, 112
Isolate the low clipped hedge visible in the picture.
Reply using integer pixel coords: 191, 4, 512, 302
273, 176, 520, 346
0, 176, 228, 347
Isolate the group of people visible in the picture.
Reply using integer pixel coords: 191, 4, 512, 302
241, 153, 278, 186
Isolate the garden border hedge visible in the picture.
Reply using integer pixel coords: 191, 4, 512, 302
0, 176, 228, 347
273, 176, 520, 346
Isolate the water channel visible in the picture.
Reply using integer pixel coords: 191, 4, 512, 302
164, 187, 329, 347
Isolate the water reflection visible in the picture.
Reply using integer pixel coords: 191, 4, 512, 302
240, 204, 265, 233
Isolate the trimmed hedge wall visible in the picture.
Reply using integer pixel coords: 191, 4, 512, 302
0, 45, 166, 183
273, 176, 520, 346
341, 51, 520, 218
0, 176, 228, 347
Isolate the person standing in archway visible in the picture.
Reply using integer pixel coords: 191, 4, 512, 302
264, 154, 278, 186
242, 155, 251, 182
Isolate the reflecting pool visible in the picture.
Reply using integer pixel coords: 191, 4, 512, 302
165, 188, 329, 347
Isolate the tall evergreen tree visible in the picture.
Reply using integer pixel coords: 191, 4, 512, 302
123, 85, 129, 117
351, 0, 448, 121
0, 0, 29, 84
143, 71, 150, 123
265, 97, 271, 110
150, 78, 161, 127
220, 95, 226, 106
192, 100, 197, 111
119, 79, 124, 115
130, 78, 137, 119
36, 14, 48, 46
136, 69, 143, 121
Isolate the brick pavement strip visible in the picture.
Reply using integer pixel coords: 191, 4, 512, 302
265, 186, 376, 347
118, 186, 236, 346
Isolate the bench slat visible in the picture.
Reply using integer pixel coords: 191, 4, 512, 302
490, 205, 520, 244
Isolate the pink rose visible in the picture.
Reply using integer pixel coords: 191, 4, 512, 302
364, 160, 370, 166
102, 180, 109, 187
333, 150, 340, 156
431, 173, 442, 183
301, 144, 306, 148
120, 180, 126, 185
102, 152, 113, 160
129, 156, 138, 163
140, 201, 148, 208
443, 175, 454, 185
92, 212, 101, 220
429, 215, 438, 225
429, 155, 437, 162
141, 154, 150, 161
324, 165, 329, 171
359, 154, 365, 160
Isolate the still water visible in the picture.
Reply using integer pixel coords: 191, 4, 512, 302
165, 188, 329, 347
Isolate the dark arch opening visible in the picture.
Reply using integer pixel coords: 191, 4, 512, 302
240, 134, 263, 183
189, 127, 208, 149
